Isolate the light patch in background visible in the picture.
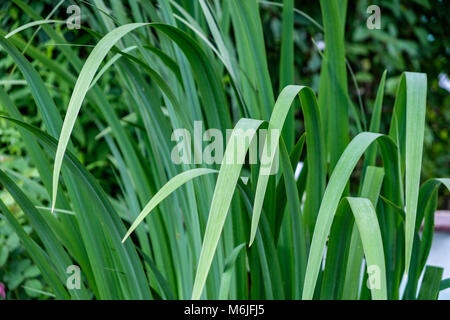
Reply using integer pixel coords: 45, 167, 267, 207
294, 161, 304, 180
427, 232, 450, 299
399, 231, 450, 299
438, 73, 450, 92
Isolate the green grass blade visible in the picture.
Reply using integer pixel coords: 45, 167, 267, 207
387, 72, 427, 274
89, 45, 138, 89
440, 279, 450, 292
250, 85, 325, 246
320, 201, 353, 299
279, 137, 307, 298
218, 243, 246, 299
122, 168, 218, 242
342, 166, 385, 299
346, 197, 387, 300
361, 70, 387, 178
278, 0, 294, 149
136, 247, 176, 300
417, 266, 443, 300
0, 37, 63, 137
151, 23, 231, 130
417, 179, 450, 270
273, 133, 306, 243
237, 181, 285, 299
404, 178, 450, 299
192, 118, 263, 299
319, 0, 349, 172
403, 72, 427, 272
320, 194, 387, 300
4, 19, 64, 38
229, 0, 275, 120
51, 22, 150, 212
302, 132, 400, 299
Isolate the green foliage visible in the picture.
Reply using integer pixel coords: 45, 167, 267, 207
0, 119, 51, 299
0, 0, 448, 301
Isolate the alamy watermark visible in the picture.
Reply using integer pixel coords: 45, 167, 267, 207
66, 5, 81, 30
366, 5, 381, 30
66, 265, 81, 290
171, 121, 280, 175
366, 264, 381, 290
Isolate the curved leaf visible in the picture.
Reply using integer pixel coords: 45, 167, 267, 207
302, 132, 400, 299
192, 118, 264, 299
122, 168, 218, 242
250, 85, 325, 246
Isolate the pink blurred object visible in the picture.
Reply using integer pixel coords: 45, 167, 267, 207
0, 282, 5, 299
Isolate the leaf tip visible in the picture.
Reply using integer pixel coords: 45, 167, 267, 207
248, 230, 256, 247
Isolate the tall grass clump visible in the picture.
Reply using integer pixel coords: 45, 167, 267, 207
0, 0, 448, 300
